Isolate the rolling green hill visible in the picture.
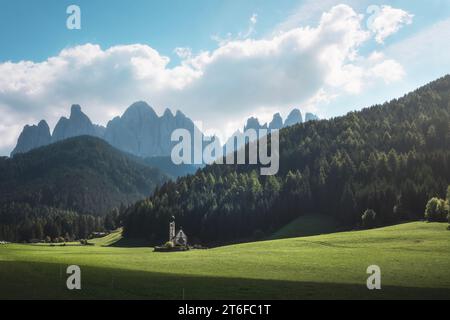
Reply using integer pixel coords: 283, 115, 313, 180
0, 136, 167, 215
0, 136, 168, 242
269, 214, 342, 240
1, 222, 449, 299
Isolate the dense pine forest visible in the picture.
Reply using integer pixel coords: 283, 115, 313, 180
0, 203, 103, 242
0, 136, 166, 242
123, 76, 450, 245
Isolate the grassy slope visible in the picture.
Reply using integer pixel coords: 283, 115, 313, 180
89, 229, 124, 247
268, 214, 342, 240
0, 222, 449, 299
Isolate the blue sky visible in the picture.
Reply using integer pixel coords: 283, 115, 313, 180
1, 0, 448, 63
0, 0, 298, 63
1, 0, 450, 155
1, 0, 448, 61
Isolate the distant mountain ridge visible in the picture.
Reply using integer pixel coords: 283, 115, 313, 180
104, 101, 203, 158
11, 103, 319, 159
11, 102, 203, 159
243, 108, 318, 132
226, 108, 319, 152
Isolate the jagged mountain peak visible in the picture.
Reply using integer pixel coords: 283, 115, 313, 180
68, 104, 92, 124
175, 110, 187, 119
123, 101, 158, 120
11, 120, 51, 156
162, 108, 174, 118
70, 104, 82, 115
284, 109, 303, 127
269, 113, 283, 130
37, 120, 50, 128
52, 104, 97, 143
305, 112, 319, 122
245, 117, 263, 131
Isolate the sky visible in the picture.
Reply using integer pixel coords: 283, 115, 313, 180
1, 0, 450, 156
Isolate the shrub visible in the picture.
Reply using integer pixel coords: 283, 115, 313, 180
164, 241, 174, 248
362, 209, 377, 229
425, 198, 448, 222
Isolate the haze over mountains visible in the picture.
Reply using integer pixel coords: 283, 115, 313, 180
11, 102, 319, 159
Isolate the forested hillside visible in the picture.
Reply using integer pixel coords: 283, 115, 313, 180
0, 136, 167, 242
123, 75, 450, 245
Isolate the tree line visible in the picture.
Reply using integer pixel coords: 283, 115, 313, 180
0, 202, 126, 243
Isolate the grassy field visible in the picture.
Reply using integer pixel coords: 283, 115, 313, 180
269, 214, 342, 240
1, 222, 450, 299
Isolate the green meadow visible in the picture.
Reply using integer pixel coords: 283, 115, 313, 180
1, 222, 449, 300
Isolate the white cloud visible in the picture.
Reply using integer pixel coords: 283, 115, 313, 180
367, 5, 413, 44
0, 4, 407, 155
369, 59, 406, 84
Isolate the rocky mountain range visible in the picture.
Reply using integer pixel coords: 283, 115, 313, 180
11, 102, 203, 158
242, 108, 316, 132
11, 103, 319, 159
226, 108, 319, 152
11, 120, 52, 156
104, 101, 202, 158
52, 104, 102, 142
11, 105, 100, 156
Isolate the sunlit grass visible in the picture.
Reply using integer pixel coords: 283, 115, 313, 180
0, 222, 449, 299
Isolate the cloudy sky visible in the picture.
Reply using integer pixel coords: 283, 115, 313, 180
1, 0, 450, 156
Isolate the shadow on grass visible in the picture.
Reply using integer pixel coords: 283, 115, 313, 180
1, 261, 450, 300
109, 237, 154, 248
